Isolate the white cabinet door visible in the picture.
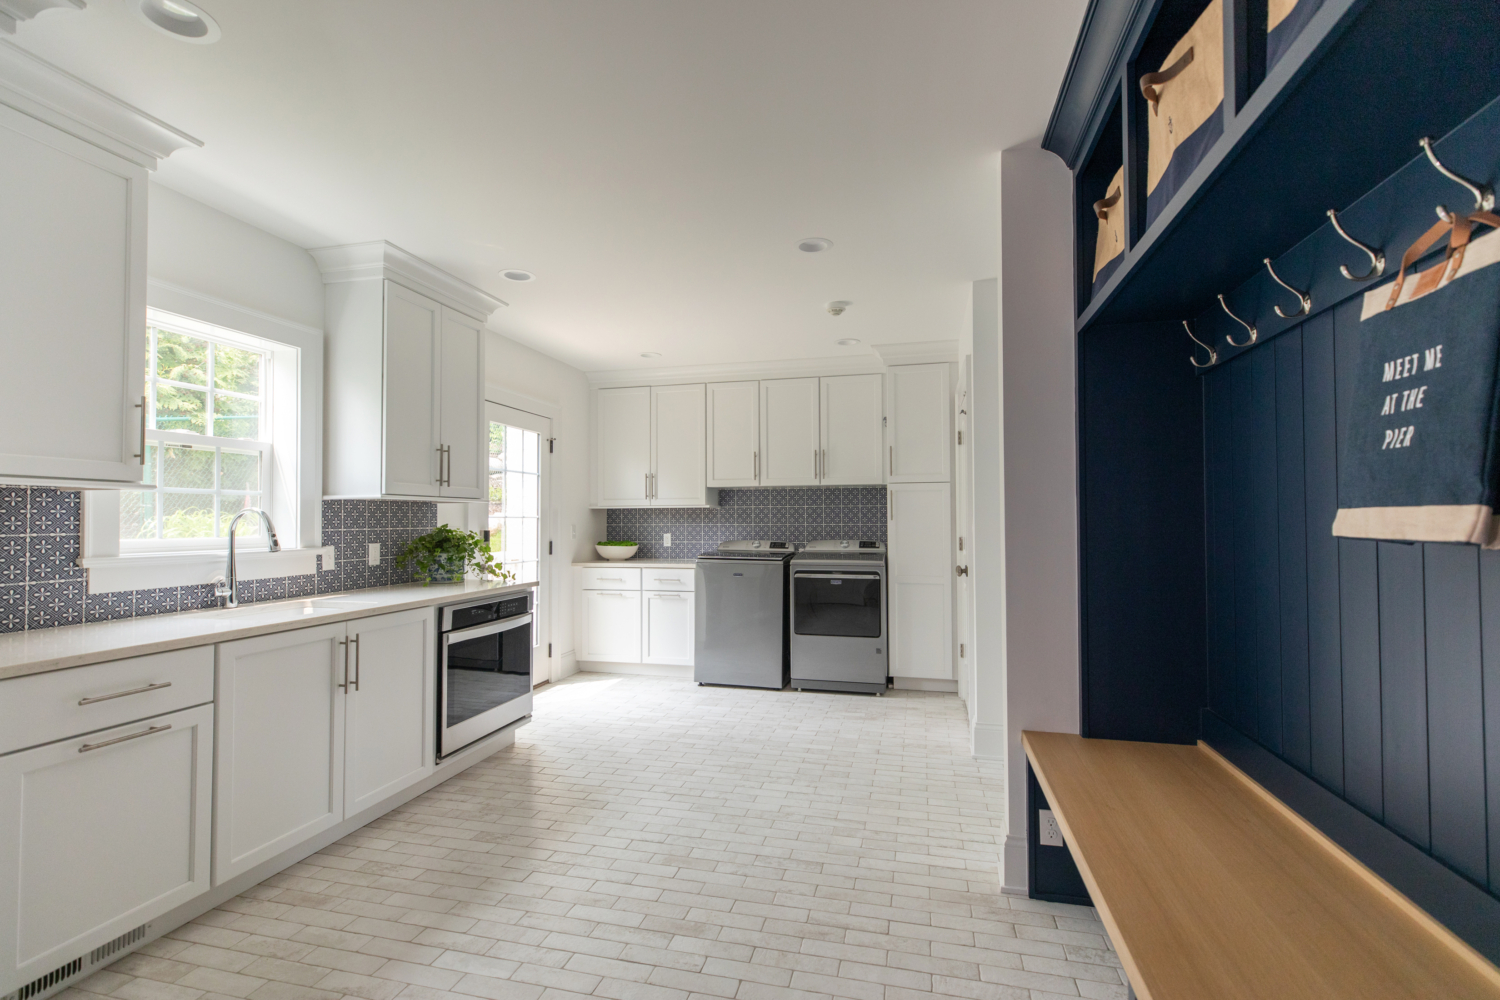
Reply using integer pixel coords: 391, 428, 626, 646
642, 591, 695, 666
707, 381, 760, 487
760, 378, 820, 486
214, 624, 347, 883
0, 704, 212, 994
820, 374, 884, 486
597, 387, 652, 506
581, 590, 642, 662
652, 383, 706, 505
345, 610, 435, 816
383, 282, 441, 497
887, 364, 951, 483
438, 307, 485, 500
0, 104, 146, 485
888, 483, 953, 679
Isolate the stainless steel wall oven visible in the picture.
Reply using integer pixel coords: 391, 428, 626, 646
438, 592, 532, 759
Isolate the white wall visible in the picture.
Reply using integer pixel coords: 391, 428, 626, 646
987, 142, 1081, 894
970, 278, 1004, 762
485, 331, 605, 677
147, 183, 324, 331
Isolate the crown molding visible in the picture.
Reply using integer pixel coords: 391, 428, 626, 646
585, 353, 889, 388
309, 240, 507, 322
0, 39, 200, 168
871, 340, 960, 365
0, 0, 83, 35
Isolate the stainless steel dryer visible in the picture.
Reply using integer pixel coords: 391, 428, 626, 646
694, 540, 794, 689
790, 540, 887, 694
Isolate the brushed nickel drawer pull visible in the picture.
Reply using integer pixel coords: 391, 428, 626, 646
78, 681, 172, 706
78, 723, 171, 753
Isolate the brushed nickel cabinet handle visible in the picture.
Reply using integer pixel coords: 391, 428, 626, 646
78, 681, 171, 705
754, 450, 758, 482
135, 396, 147, 464
352, 634, 361, 691
338, 637, 349, 690
889, 445, 894, 476
78, 723, 170, 753
437, 445, 446, 485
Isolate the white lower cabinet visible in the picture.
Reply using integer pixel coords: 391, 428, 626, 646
888, 482, 954, 679
0, 704, 213, 994
581, 589, 642, 663
215, 609, 435, 884
643, 591, 695, 665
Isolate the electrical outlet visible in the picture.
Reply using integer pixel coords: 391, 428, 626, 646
367, 542, 380, 566
663, 532, 672, 547
1038, 809, 1064, 847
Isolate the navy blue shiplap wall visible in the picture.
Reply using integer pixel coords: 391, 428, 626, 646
607, 486, 888, 559
1205, 302, 1500, 899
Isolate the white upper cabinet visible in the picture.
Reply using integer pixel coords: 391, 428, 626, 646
820, 374, 885, 486
706, 381, 760, 487
596, 386, 651, 506
651, 384, 707, 505
760, 378, 821, 486
0, 50, 196, 488
887, 363, 951, 483
314, 242, 503, 500
595, 384, 711, 507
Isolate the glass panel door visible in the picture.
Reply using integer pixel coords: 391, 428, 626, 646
486, 402, 552, 679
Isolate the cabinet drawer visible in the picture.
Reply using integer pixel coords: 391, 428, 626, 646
0, 646, 214, 756
641, 568, 694, 592
580, 566, 641, 590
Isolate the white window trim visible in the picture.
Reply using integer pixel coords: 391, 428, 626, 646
80, 280, 333, 594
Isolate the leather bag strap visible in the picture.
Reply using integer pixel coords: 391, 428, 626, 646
1140, 47, 1194, 116
1385, 211, 1500, 310
1093, 186, 1122, 221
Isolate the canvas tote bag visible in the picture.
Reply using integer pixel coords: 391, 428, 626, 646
1092, 166, 1125, 299
1268, 0, 1326, 70
1334, 211, 1500, 546
1141, 0, 1224, 229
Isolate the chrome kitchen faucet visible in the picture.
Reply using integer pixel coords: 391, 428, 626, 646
214, 508, 281, 607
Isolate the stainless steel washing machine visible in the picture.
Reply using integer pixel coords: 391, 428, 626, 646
789, 540, 887, 694
694, 540, 794, 689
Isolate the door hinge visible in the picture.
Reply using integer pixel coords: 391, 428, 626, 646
548, 540, 553, 555
957, 430, 963, 445
548, 437, 556, 453
548, 643, 553, 657
959, 536, 964, 551
960, 643, 965, 658
883, 416, 887, 426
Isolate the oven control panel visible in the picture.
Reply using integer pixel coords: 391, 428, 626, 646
445, 593, 531, 632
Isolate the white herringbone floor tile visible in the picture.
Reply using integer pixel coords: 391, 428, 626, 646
74, 674, 1125, 1000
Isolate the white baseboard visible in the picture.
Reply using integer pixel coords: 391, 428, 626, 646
892, 677, 957, 692
556, 649, 578, 680
576, 661, 693, 678
972, 721, 1006, 759
1002, 833, 1029, 895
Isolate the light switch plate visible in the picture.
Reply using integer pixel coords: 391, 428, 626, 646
367, 542, 380, 566
663, 533, 672, 547
1038, 809, 1064, 847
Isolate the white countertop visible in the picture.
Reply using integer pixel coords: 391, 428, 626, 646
0, 580, 536, 681
573, 559, 697, 569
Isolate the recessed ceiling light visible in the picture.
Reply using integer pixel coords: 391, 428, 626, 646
797, 237, 833, 253
500, 269, 534, 282
640, 352, 661, 359
133, 0, 221, 42
837, 338, 861, 347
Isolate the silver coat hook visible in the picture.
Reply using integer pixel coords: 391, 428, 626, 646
1326, 209, 1385, 281
1184, 320, 1218, 369
1218, 294, 1257, 347
1419, 136, 1494, 212
1263, 258, 1311, 318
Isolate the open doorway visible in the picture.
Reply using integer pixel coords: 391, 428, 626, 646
487, 402, 553, 683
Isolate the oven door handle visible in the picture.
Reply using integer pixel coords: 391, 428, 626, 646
444, 613, 533, 644
793, 572, 882, 580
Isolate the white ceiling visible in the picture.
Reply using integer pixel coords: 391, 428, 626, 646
9, 0, 1086, 373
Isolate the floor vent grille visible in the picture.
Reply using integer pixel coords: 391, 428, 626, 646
11, 957, 83, 1000
89, 925, 147, 966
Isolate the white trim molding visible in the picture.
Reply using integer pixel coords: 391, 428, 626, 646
80, 545, 335, 594
1002, 834, 1029, 896
972, 721, 1006, 759
872, 340, 961, 366
309, 241, 506, 322
585, 353, 886, 389
0, 39, 200, 168
892, 677, 958, 692
0, 0, 82, 34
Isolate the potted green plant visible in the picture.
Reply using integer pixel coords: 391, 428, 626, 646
397, 525, 515, 584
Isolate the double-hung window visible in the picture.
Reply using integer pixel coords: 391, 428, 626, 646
122, 319, 274, 550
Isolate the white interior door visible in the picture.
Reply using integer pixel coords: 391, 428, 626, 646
652, 383, 706, 505
488, 403, 552, 681
382, 281, 441, 497
760, 378, 820, 486
596, 387, 651, 505
954, 360, 976, 707
820, 373, 884, 485
707, 381, 760, 487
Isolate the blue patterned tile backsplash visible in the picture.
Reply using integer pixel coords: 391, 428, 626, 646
606, 486, 888, 559
0, 486, 438, 634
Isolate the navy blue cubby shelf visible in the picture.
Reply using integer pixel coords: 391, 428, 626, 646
1047, 0, 1500, 956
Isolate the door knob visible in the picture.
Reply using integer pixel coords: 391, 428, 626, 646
955, 565, 969, 577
